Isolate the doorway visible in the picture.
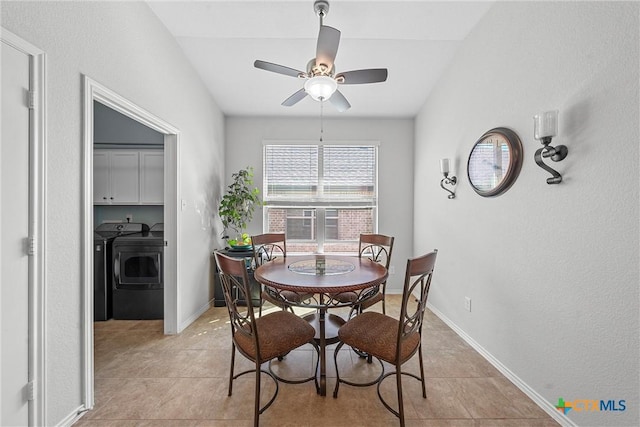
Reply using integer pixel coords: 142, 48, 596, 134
93, 101, 165, 321
81, 76, 180, 409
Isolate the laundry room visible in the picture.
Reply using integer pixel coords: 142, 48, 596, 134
93, 101, 165, 321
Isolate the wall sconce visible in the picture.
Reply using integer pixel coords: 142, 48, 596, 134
439, 158, 457, 199
533, 110, 568, 184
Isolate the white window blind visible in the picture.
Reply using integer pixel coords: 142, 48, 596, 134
264, 144, 376, 201
323, 146, 376, 198
264, 145, 318, 197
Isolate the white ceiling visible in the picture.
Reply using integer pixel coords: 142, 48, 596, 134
148, 0, 494, 118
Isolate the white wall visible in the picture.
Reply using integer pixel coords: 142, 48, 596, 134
1, 1, 225, 424
415, 2, 638, 426
225, 117, 414, 292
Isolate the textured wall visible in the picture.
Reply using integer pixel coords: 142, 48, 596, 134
1, 1, 225, 424
414, 2, 639, 426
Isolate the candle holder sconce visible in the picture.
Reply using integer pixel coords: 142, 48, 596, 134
533, 110, 568, 184
439, 158, 457, 199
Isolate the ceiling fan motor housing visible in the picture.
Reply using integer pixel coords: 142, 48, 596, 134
306, 58, 334, 78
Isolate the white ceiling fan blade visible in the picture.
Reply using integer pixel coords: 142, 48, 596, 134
282, 88, 309, 107
329, 89, 350, 112
315, 25, 340, 69
336, 69, 388, 84
254, 60, 305, 78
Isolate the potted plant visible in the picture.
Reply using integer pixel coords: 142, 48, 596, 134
218, 166, 262, 248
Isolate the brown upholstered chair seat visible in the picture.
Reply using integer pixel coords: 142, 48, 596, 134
262, 287, 314, 307
331, 291, 358, 304
358, 292, 384, 310
338, 311, 420, 364
236, 310, 316, 362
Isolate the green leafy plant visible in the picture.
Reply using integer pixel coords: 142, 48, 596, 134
218, 166, 262, 243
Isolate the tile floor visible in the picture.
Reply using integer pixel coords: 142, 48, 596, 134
77, 296, 558, 426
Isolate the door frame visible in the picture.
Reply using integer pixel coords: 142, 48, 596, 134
0, 28, 47, 426
81, 76, 181, 408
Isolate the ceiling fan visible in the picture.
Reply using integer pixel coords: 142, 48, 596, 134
254, 0, 388, 112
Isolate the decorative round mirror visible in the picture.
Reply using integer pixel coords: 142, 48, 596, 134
467, 127, 523, 197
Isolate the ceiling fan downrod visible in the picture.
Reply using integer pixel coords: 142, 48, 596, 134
314, 0, 330, 26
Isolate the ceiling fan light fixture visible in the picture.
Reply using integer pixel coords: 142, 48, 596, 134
304, 75, 337, 101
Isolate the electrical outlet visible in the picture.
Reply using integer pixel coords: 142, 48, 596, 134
389, 266, 395, 275
464, 297, 471, 312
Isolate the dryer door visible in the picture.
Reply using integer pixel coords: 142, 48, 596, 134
114, 246, 163, 289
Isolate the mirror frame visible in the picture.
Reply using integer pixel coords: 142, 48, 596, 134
467, 127, 523, 197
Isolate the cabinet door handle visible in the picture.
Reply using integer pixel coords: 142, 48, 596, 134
103, 197, 107, 200
110, 197, 114, 200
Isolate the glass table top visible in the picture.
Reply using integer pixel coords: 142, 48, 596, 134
288, 258, 355, 276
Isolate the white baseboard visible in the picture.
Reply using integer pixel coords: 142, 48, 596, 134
56, 404, 88, 427
178, 300, 213, 333
426, 302, 575, 427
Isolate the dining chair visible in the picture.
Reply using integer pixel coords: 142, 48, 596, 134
356, 233, 394, 314
251, 233, 314, 316
333, 233, 394, 315
214, 251, 318, 427
332, 250, 438, 427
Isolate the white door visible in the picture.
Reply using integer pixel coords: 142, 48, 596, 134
1, 40, 31, 426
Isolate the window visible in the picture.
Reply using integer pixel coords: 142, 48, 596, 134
263, 144, 377, 253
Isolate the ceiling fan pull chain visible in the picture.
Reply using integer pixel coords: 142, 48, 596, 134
320, 101, 324, 142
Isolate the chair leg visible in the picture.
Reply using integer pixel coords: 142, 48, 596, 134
418, 344, 426, 398
332, 341, 345, 398
228, 344, 236, 396
254, 362, 261, 427
395, 364, 405, 427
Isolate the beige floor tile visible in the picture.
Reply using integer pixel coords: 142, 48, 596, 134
193, 421, 252, 427
267, 347, 318, 381
406, 420, 475, 427
423, 349, 502, 378
149, 378, 224, 420
83, 296, 557, 426
95, 378, 204, 419
423, 328, 473, 351
76, 421, 198, 427
487, 378, 551, 419
474, 419, 560, 427
446, 378, 534, 419
405, 377, 473, 419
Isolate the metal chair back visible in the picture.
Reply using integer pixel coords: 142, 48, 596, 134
396, 250, 438, 363
251, 233, 286, 268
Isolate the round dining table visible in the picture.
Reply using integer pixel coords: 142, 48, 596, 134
254, 254, 388, 396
